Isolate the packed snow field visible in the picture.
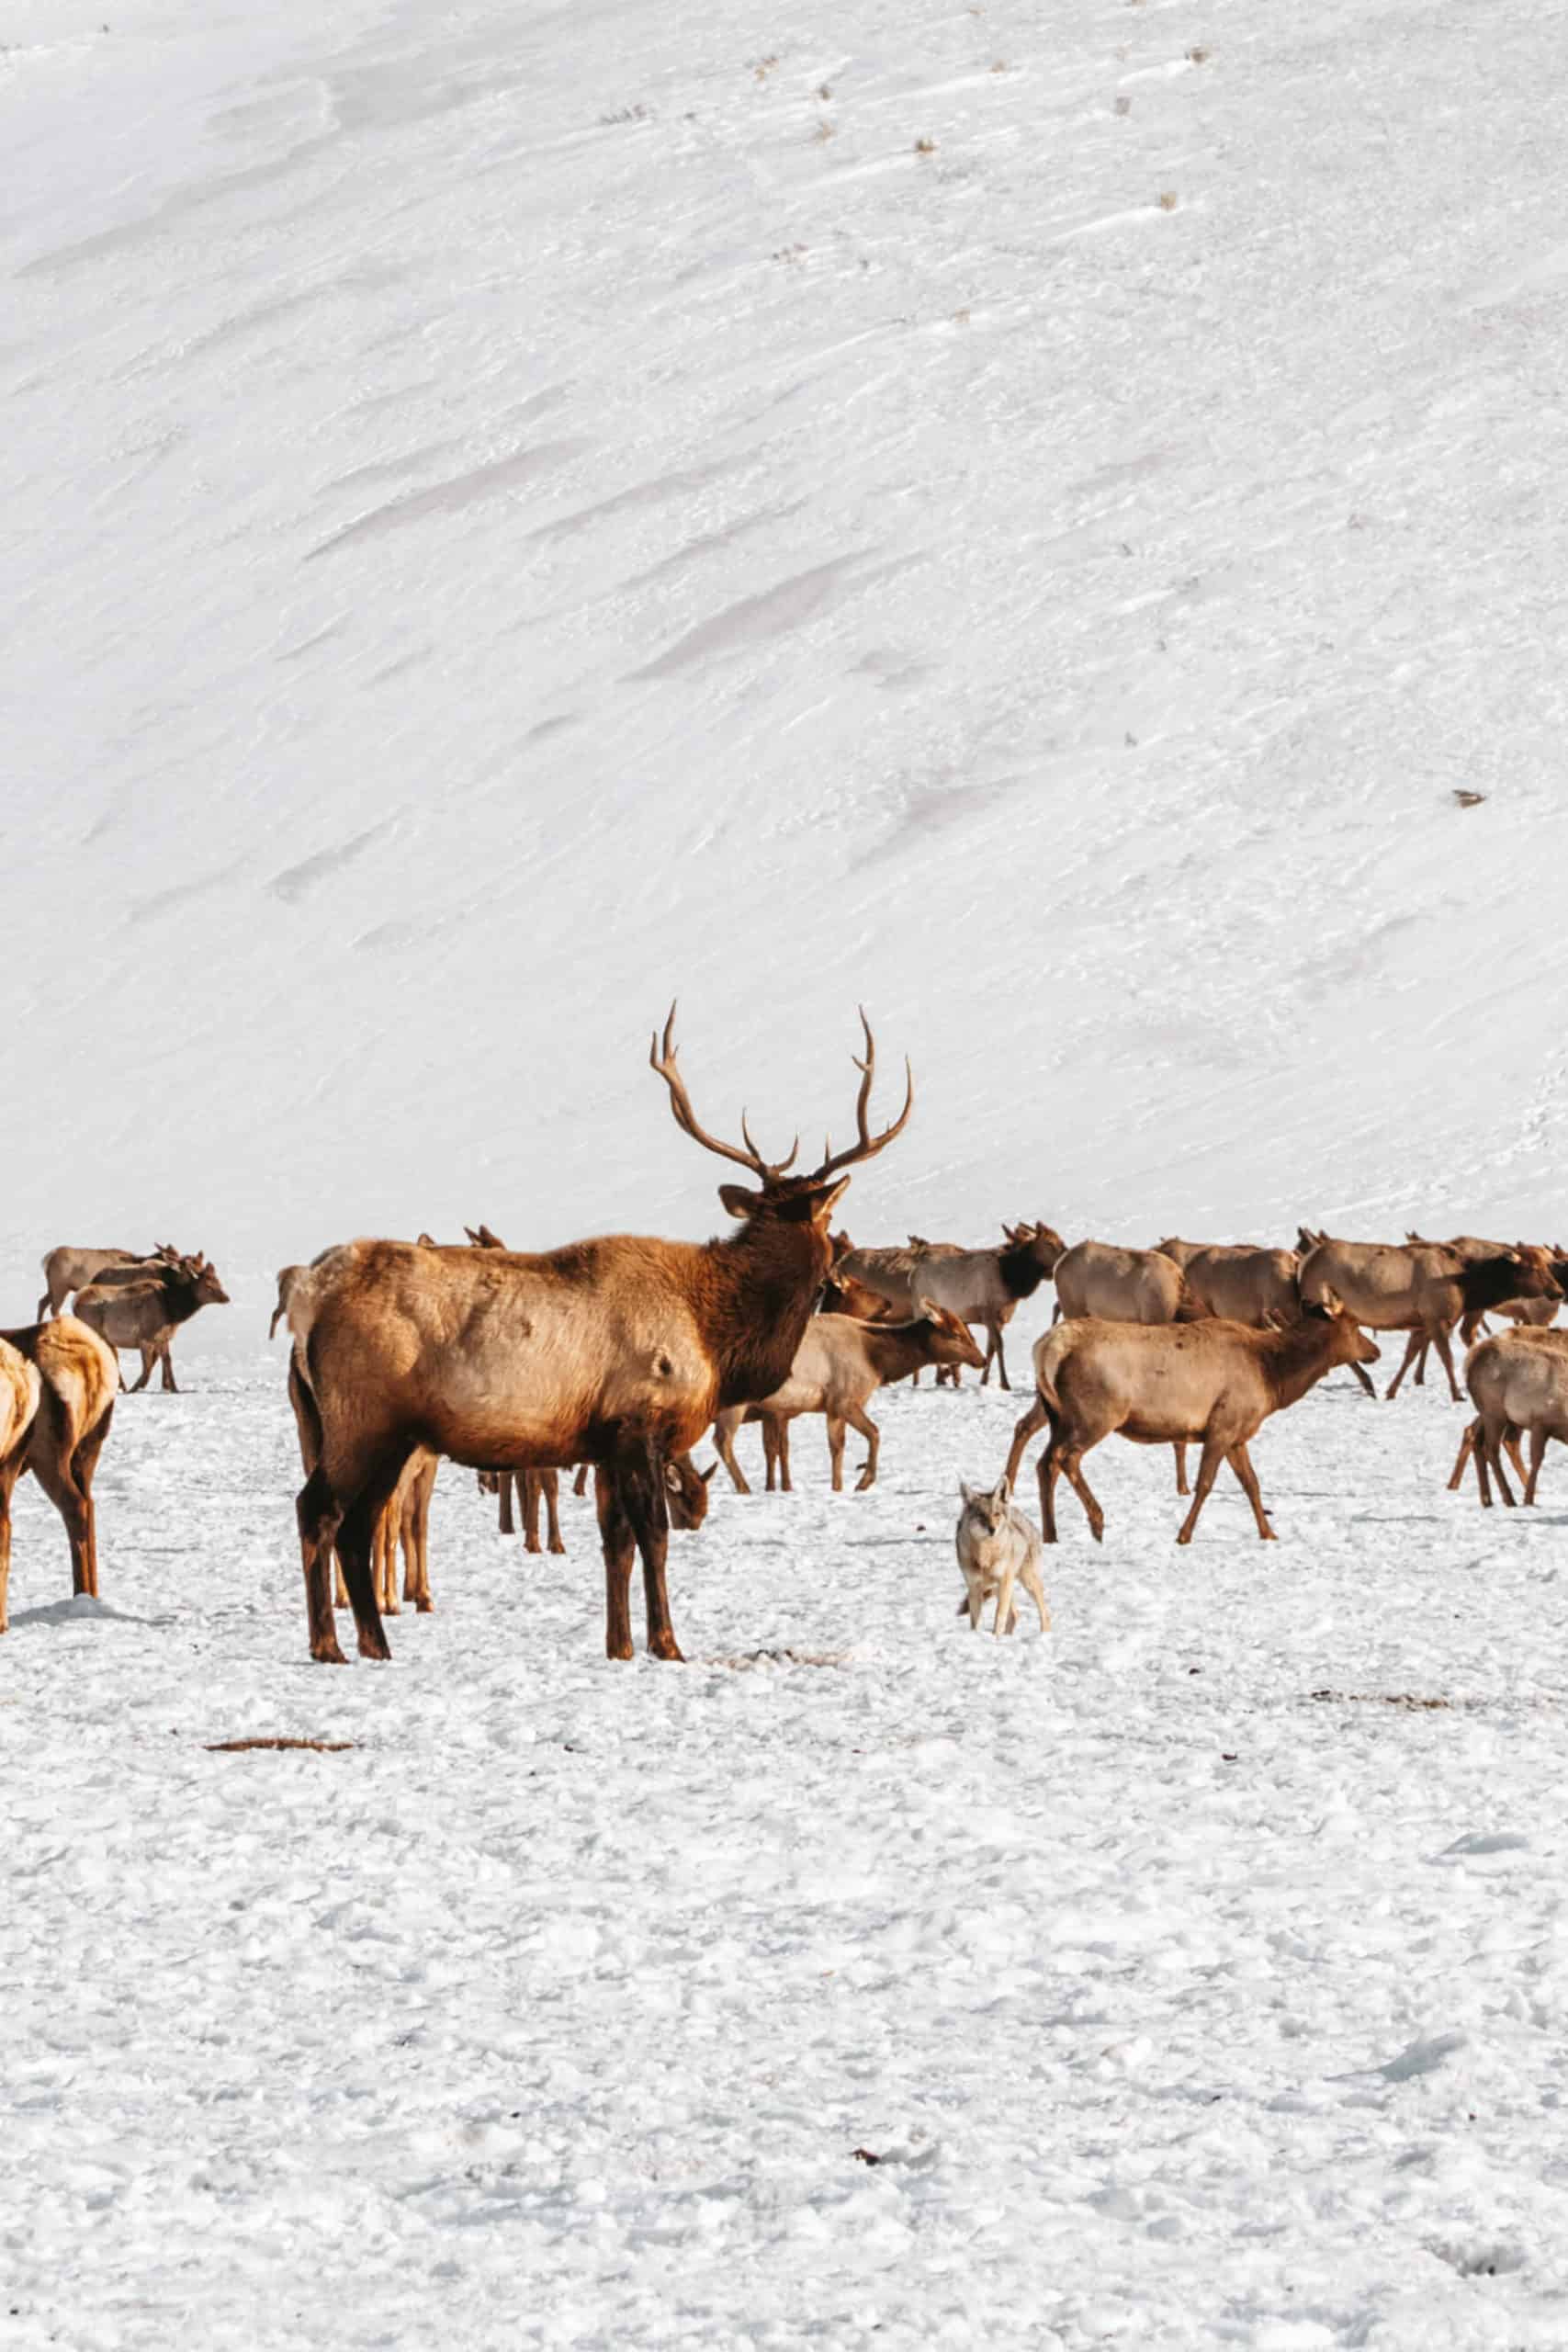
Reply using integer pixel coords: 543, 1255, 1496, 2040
6, 1361, 1568, 2349
9, 0, 1568, 2342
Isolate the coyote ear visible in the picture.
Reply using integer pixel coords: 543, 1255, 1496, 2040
960, 1480, 976, 1505
991, 1475, 1010, 1505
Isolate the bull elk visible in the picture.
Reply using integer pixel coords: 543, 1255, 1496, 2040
287, 1007, 912, 1664
1003, 1296, 1380, 1544
0, 1317, 119, 1624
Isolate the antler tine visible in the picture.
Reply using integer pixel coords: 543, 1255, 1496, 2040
649, 1002, 776, 1177
740, 1109, 798, 1177
813, 1011, 915, 1179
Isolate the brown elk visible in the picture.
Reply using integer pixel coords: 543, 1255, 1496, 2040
1404, 1231, 1562, 1356
1003, 1296, 1380, 1544
903, 1224, 1066, 1389
1297, 1237, 1559, 1401
0, 1317, 119, 1623
287, 1008, 913, 1663
0, 1340, 42, 1634
1447, 1327, 1568, 1507
73, 1254, 231, 1392
713, 1303, 985, 1493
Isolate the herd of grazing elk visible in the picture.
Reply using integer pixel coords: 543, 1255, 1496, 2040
4, 1012, 1567, 1656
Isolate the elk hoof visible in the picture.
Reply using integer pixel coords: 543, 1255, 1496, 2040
310, 1637, 348, 1666
549, 1539, 566, 1555
355, 1629, 392, 1661
415, 1597, 434, 1613
606, 1636, 635, 1663
649, 1633, 685, 1663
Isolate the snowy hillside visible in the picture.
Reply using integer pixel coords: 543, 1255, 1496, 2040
6, 0, 1568, 1359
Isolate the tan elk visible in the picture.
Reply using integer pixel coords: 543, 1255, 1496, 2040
1448, 1327, 1568, 1508
1297, 1237, 1559, 1401
1052, 1238, 1196, 1491
0, 1317, 119, 1623
73, 1254, 231, 1392
286, 1008, 913, 1664
1404, 1231, 1563, 1351
712, 1303, 985, 1493
1003, 1296, 1380, 1544
904, 1223, 1066, 1388
1153, 1241, 1301, 1328
36, 1244, 177, 1321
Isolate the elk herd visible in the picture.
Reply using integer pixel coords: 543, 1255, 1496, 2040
5, 1014, 1568, 1660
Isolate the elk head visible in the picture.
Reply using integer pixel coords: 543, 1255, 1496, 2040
1302, 1287, 1378, 1364
179, 1253, 231, 1306
649, 1005, 914, 1261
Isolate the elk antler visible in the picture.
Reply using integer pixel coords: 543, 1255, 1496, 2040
812, 1009, 914, 1180
649, 1005, 798, 1181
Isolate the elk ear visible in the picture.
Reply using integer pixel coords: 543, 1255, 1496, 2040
803, 1176, 852, 1226
417, 1232, 437, 1248
915, 1295, 940, 1322
699, 1461, 718, 1486
1318, 1285, 1344, 1314
717, 1183, 763, 1220
663, 1463, 682, 1492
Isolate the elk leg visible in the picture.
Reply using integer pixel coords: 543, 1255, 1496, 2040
774, 1419, 793, 1494
1524, 1428, 1547, 1507
29, 1435, 96, 1599
763, 1420, 780, 1493
373, 1500, 400, 1613
1003, 1396, 1047, 1492
0, 1449, 24, 1634
1431, 1323, 1463, 1405
68, 1403, 115, 1602
827, 1416, 846, 1493
1173, 1441, 1190, 1497
573, 1462, 590, 1498
335, 1453, 408, 1662
298, 1467, 346, 1664
1449, 1421, 1478, 1492
544, 1469, 565, 1555
1348, 1357, 1377, 1397
713, 1412, 751, 1497
498, 1472, 515, 1536
524, 1472, 543, 1554
846, 1402, 880, 1492
593, 1466, 636, 1661
1055, 1442, 1105, 1544
1175, 1437, 1226, 1544
160, 1343, 178, 1394
1409, 1334, 1428, 1388
1383, 1330, 1423, 1402
1482, 1415, 1517, 1508
1226, 1442, 1275, 1541
130, 1346, 156, 1395
992, 1325, 1010, 1392
1036, 1430, 1063, 1544
617, 1436, 680, 1662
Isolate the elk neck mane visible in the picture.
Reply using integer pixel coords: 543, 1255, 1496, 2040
692, 1216, 831, 1411
997, 1238, 1051, 1300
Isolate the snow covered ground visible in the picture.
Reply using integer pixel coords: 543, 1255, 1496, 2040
7, 0, 1568, 2341
6, 1361, 1568, 2349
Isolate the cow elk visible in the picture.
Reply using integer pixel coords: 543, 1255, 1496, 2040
905, 1223, 1065, 1388
1002, 1295, 1380, 1544
712, 1302, 985, 1494
36, 1244, 178, 1322
1297, 1237, 1559, 1401
0, 1317, 119, 1624
286, 1007, 913, 1663
1153, 1240, 1301, 1328
73, 1253, 231, 1392
1448, 1327, 1568, 1508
